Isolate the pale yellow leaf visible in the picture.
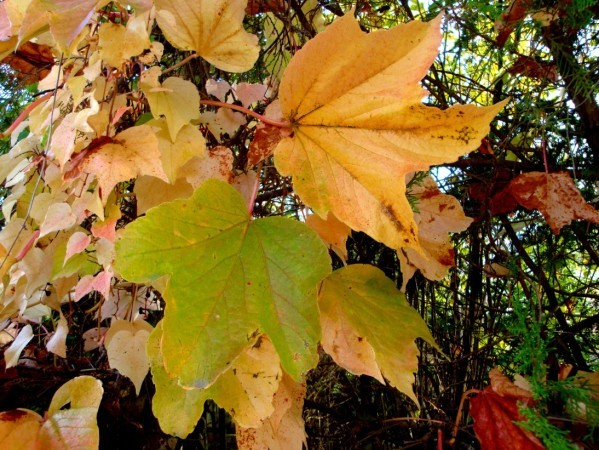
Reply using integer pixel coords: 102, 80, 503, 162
275, 12, 506, 253
20, 0, 106, 52
46, 310, 68, 358
39, 202, 76, 238
80, 125, 168, 203
105, 319, 153, 395
155, 0, 259, 72
236, 373, 307, 450
210, 336, 282, 428
141, 68, 200, 141
148, 119, 206, 183
98, 15, 150, 68
4, 324, 34, 369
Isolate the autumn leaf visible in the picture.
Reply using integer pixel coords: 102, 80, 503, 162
469, 386, 544, 450
140, 68, 201, 142
4, 324, 34, 369
154, 0, 259, 73
275, 12, 506, 254
146, 322, 208, 438
507, 171, 599, 234
398, 175, 472, 289
0, 41, 54, 84
306, 212, 351, 261
79, 125, 169, 202
148, 119, 206, 184
104, 319, 153, 395
247, 100, 292, 167
507, 55, 558, 81
135, 176, 194, 215
318, 264, 437, 403
20, 0, 106, 52
178, 145, 234, 188
98, 14, 151, 68
494, 0, 532, 48
115, 179, 331, 388
245, 0, 285, 15
469, 369, 543, 450
147, 322, 282, 437
236, 372, 307, 450
0, 376, 103, 450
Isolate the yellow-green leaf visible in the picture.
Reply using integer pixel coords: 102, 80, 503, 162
154, 0, 259, 73
319, 264, 437, 403
115, 179, 331, 388
275, 12, 506, 253
140, 68, 201, 142
148, 322, 282, 437
146, 322, 208, 438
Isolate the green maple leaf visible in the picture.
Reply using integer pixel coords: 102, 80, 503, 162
115, 180, 331, 388
319, 264, 438, 403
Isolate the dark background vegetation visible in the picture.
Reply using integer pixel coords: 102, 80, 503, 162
1, 1, 597, 448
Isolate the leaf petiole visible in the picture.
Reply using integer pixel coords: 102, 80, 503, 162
200, 99, 290, 128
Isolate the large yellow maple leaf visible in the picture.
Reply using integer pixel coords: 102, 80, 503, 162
275, 12, 506, 252
154, 0, 259, 73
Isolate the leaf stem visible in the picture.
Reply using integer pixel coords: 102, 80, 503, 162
449, 388, 481, 446
162, 53, 200, 75
0, 92, 53, 139
200, 99, 290, 128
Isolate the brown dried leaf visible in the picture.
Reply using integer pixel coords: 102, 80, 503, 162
495, 0, 533, 47
507, 171, 599, 234
1, 42, 54, 84
508, 55, 558, 82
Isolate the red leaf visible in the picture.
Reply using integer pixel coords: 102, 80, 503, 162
470, 386, 544, 450
245, 0, 285, 15
495, 0, 533, 47
507, 171, 599, 234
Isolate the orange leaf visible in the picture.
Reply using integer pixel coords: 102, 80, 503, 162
507, 171, 599, 234
275, 12, 506, 254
